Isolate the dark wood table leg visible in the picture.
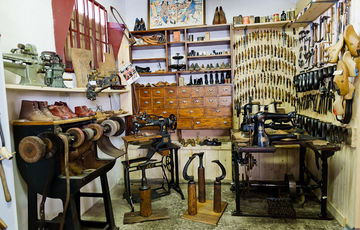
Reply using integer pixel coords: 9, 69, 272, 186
169, 148, 184, 199
320, 151, 330, 219
100, 174, 118, 229
299, 144, 306, 185
232, 150, 242, 216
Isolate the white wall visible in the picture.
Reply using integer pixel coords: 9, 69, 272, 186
125, 0, 297, 30
0, 0, 126, 229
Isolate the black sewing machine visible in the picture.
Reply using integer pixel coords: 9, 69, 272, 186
132, 112, 177, 160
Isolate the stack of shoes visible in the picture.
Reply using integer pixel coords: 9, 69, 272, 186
199, 138, 222, 146
134, 18, 146, 31
212, 6, 227, 25
75, 106, 96, 117
48, 101, 78, 120
19, 100, 56, 122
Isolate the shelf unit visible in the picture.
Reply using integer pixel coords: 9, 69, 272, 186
129, 24, 233, 84
233, 20, 292, 30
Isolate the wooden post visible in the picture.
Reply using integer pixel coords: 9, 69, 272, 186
188, 182, 197, 215
213, 181, 222, 213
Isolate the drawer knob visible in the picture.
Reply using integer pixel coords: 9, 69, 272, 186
145, 101, 149, 104
169, 101, 174, 104
208, 89, 214, 92
144, 91, 148, 94
209, 99, 214, 102
189, 110, 194, 113
196, 121, 200, 124
156, 101, 161, 104
196, 89, 200, 92
156, 90, 160, 94
163, 111, 167, 114
223, 99, 227, 102
216, 109, 220, 113
169, 90, 174, 93
183, 100, 187, 103
223, 88, 228, 91
224, 121, 228, 124
195, 100, 200, 103
182, 89, 186, 93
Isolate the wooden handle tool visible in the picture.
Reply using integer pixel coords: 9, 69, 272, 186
0, 160, 11, 202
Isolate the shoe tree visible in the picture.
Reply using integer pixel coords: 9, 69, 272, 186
344, 81, 355, 100
344, 24, 360, 57
334, 60, 350, 96
327, 34, 344, 63
219, 6, 227, 24
333, 93, 345, 116
212, 7, 219, 25
343, 51, 358, 77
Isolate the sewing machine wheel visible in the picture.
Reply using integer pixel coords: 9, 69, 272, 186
169, 114, 177, 130
82, 128, 95, 141
87, 123, 103, 141
101, 119, 119, 137
66, 128, 85, 148
285, 173, 297, 199
165, 156, 172, 171
19, 136, 46, 163
38, 132, 63, 159
109, 116, 125, 136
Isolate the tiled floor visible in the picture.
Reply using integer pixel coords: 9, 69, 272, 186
82, 183, 343, 230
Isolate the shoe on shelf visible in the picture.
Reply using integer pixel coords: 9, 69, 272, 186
219, 6, 227, 24
220, 62, 226, 69
194, 63, 201, 71
210, 63, 214, 69
206, 64, 211, 69
189, 63, 195, 71
48, 105, 71, 120
75, 106, 92, 117
19, 100, 53, 122
225, 62, 231, 68
134, 18, 140, 31
140, 18, 146, 31
55, 101, 78, 118
215, 63, 220, 69
38, 101, 61, 121
201, 64, 205, 70
212, 6, 220, 25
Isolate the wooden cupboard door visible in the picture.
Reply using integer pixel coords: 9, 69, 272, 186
179, 108, 204, 118
153, 98, 164, 108
191, 86, 204, 97
140, 88, 152, 98
177, 87, 191, 98
204, 97, 218, 107
204, 86, 217, 97
218, 85, 232, 96
205, 107, 232, 117
165, 98, 178, 108
152, 87, 164, 98
219, 96, 232, 107
177, 118, 192, 129
140, 98, 152, 109
179, 98, 192, 108
153, 109, 177, 117
191, 97, 204, 108
165, 87, 177, 98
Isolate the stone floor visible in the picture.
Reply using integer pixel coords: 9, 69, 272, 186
82, 183, 343, 230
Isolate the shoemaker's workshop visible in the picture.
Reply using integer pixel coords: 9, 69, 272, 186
0, 0, 360, 229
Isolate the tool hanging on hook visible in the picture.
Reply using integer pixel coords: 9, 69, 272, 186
110, 6, 136, 46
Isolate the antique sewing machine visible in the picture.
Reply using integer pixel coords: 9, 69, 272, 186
13, 116, 124, 230
3, 43, 67, 87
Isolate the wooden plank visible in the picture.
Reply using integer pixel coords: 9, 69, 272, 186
11, 117, 94, 126
123, 208, 169, 224
182, 200, 227, 226
187, 54, 231, 60
97, 46, 116, 77
5, 84, 129, 93
70, 48, 92, 88
122, 135, 162, 144
233, 21, 291, 30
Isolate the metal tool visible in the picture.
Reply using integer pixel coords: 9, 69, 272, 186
194, 152, 205, 203
0, 120, 14, 202
40, 51, 67, 88
110, 6, 136, 46
183, 155, 197, 215
139, 162, 152, 217
212, 160, 226, 213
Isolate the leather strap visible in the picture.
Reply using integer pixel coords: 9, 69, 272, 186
58, 134, 70, 230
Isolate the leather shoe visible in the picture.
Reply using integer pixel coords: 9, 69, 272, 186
212, 7, 220, 25
75, 106, 92, 117
19, 100, 53, 121
48, 105, 71, 120
55, 101, 78, 118
219, 7, 227, 24
38, 101, 61, 121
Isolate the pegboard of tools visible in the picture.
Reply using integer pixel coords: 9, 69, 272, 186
233, 28, 298, 108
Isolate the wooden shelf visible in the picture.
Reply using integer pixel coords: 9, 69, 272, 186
5, 84, 129, 93
168, 41, 186, 46
233, 21, 292, 30
131, 24, 231, 34
181, 68, 232, 74
187, 39, 231, 46
132, 58, 166, 62
132, 43, 166, 48
139, 72, 175, 76
292, 0, 337, 28
187, 54, 231, 60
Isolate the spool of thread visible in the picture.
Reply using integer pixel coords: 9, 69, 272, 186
249, 16, 255, 24
243, 16, 250, 24
255, 16, 260, 23
273, 14, 279, 22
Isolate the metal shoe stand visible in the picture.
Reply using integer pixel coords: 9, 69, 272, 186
122, 143, 184, 212
13, 120, 118, 230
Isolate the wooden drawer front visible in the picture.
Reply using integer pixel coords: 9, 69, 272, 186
153, 109, 177, 117
140, 98, 152, 109
179, 108, 204, 118
152, 88, 164, 97
165, 98, 178, 108
204, 97, 218, 107
193, 118, 232, 129
219, 96, 232, 107
140, 88, 151, 97
153, 98, 164, 108
179, 98, 192, 108
177, 87, 191, 98
218, 85, 232, 96
205, 86, 217, 97
165, 87, 177, 98
192, 98, 204, 108
205, 107, 232, 117
177, 118, 193, 129
191, 87, 204, 97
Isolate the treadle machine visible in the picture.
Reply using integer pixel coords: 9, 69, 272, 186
13, 116, 125, 230
122, 112, 184, 211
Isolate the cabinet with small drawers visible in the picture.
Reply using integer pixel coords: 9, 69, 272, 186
136, 85, 232, 129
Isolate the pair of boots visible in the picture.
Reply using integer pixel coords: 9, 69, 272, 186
134, 18, 146, 31
212, 6, 226, 25
75, 106, 96, 117
19, 100, 60, 122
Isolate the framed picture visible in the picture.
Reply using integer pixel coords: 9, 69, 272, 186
148, 0, 206, 29
118, 62, 140, 85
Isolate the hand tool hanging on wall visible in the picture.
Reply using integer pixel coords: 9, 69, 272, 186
0, 119, 14, 202
183, 155, 197, 215
194, 152, 206, 203
110, 6, 136, 46
212, 160, 226, 213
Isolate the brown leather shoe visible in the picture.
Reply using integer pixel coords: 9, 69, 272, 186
55, 101, 78, 118
219, 7, 227, 24
19, 100, 53, 121
82, 106, 96, 116
48, 105, 71, 120
75, 106, 91, 117
38, 101, 61, 121
212, 7, 220, 25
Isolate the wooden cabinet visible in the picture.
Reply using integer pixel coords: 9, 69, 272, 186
136, 85, 232, 129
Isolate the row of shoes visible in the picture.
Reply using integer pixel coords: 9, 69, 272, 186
135, 82, 177, 88
188, 50, 230, 57
180, 137, 222, 147
199, 138, 222, 146
134, 18, 146, 31
19, 100, 96, 122
212, 6, 227, 25
189, 62, 231, 71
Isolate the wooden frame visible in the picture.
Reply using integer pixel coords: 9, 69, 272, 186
147, 0, 206, 29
